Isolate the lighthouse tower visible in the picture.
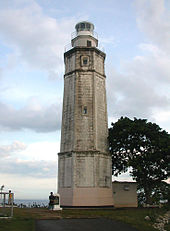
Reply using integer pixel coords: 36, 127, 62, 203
58, 21, 113, 206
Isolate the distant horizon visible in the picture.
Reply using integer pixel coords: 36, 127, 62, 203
14, 198, 48, 200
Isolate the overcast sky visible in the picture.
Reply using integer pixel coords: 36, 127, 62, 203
0, 0, 170, 199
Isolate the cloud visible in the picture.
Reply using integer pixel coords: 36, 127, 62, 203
22, 141, 60, 161
107, 0, 170, 128
0, 158, 57, 178
0, 98, 62, 132
134, 0, 170, 53
0, 173, 57, 199
0, 0, 76, 78
113, 171, 134, 182
107, 62, 170, 119
0, 141, 57, 178
0, 141, 27, 158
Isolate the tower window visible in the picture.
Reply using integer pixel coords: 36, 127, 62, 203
81, 56, 89, 66
83, 106, 87, 114
87, 40, 92, 47
83, 58, 88, 65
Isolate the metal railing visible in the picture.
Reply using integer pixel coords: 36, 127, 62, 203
64, 42, 105, 53
64, 43, 73, 52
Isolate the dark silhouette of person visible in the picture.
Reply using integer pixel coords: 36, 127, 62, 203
49, 192, 55, 210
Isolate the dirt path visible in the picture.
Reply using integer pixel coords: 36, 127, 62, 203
36, 218, 139, 231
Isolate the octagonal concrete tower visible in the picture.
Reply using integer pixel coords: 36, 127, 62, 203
58, 21, 113, 206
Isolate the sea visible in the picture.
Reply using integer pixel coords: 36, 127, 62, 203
14, 199, 49, 207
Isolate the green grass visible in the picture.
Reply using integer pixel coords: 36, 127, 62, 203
0, 207, 169, 231
59, 208, 167, 231
0, 218, 34, 231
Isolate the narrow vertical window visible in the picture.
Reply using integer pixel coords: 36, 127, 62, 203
81, 56, 89, 66
83, 57, 88, 65
87, 40, 92, 47
83, 106, 87, 114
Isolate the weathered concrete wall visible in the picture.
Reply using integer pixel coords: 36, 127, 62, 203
58, 154, 72, 188
112, 182, 138, 207
58, 152, 112, 189
74, 72, 94, 151
58, 47, 113, 206
72, 35, 98, 47
58, 152, 113, 206
95, 74, 108, 152
60, 48, 108, 153
60, 74, 75, 152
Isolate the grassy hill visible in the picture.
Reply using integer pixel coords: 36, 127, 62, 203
0, 207, 169, 231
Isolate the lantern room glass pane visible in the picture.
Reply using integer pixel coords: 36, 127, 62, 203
81, 23, 85, 30
86, 23, 90, 31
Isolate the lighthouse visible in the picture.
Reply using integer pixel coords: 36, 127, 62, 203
58, 21, 113, 206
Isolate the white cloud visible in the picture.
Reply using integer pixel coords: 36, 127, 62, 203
0, 0, 76, 78
107, 0, 170, 133
135, 0, 170, 53
153, 110, 170, 123
22, 141, 60, 160
0, 173, 57, 199
152, 110, 170, 132
0, 141, 27, 157
0, 98, 62, 132
113, 171, 134, 182
107, 63, 170, 119
0, 141, 58, 178
0, 158, 57, 178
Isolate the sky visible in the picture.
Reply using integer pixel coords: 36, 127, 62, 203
0, 0, 170, 199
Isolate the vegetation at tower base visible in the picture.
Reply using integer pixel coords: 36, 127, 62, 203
108, 117, 170, 205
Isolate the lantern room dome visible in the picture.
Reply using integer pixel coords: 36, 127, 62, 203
75, 21, 94, 32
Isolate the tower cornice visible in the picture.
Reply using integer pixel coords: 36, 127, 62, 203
58, 150, 111, 156
64, 47, 106, 59
64, 69, 106, 78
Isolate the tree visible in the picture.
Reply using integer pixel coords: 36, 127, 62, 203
108, 117, 170, 205
137, 181, 170, 206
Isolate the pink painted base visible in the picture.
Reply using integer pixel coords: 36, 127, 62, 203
59, 187, 114, 207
